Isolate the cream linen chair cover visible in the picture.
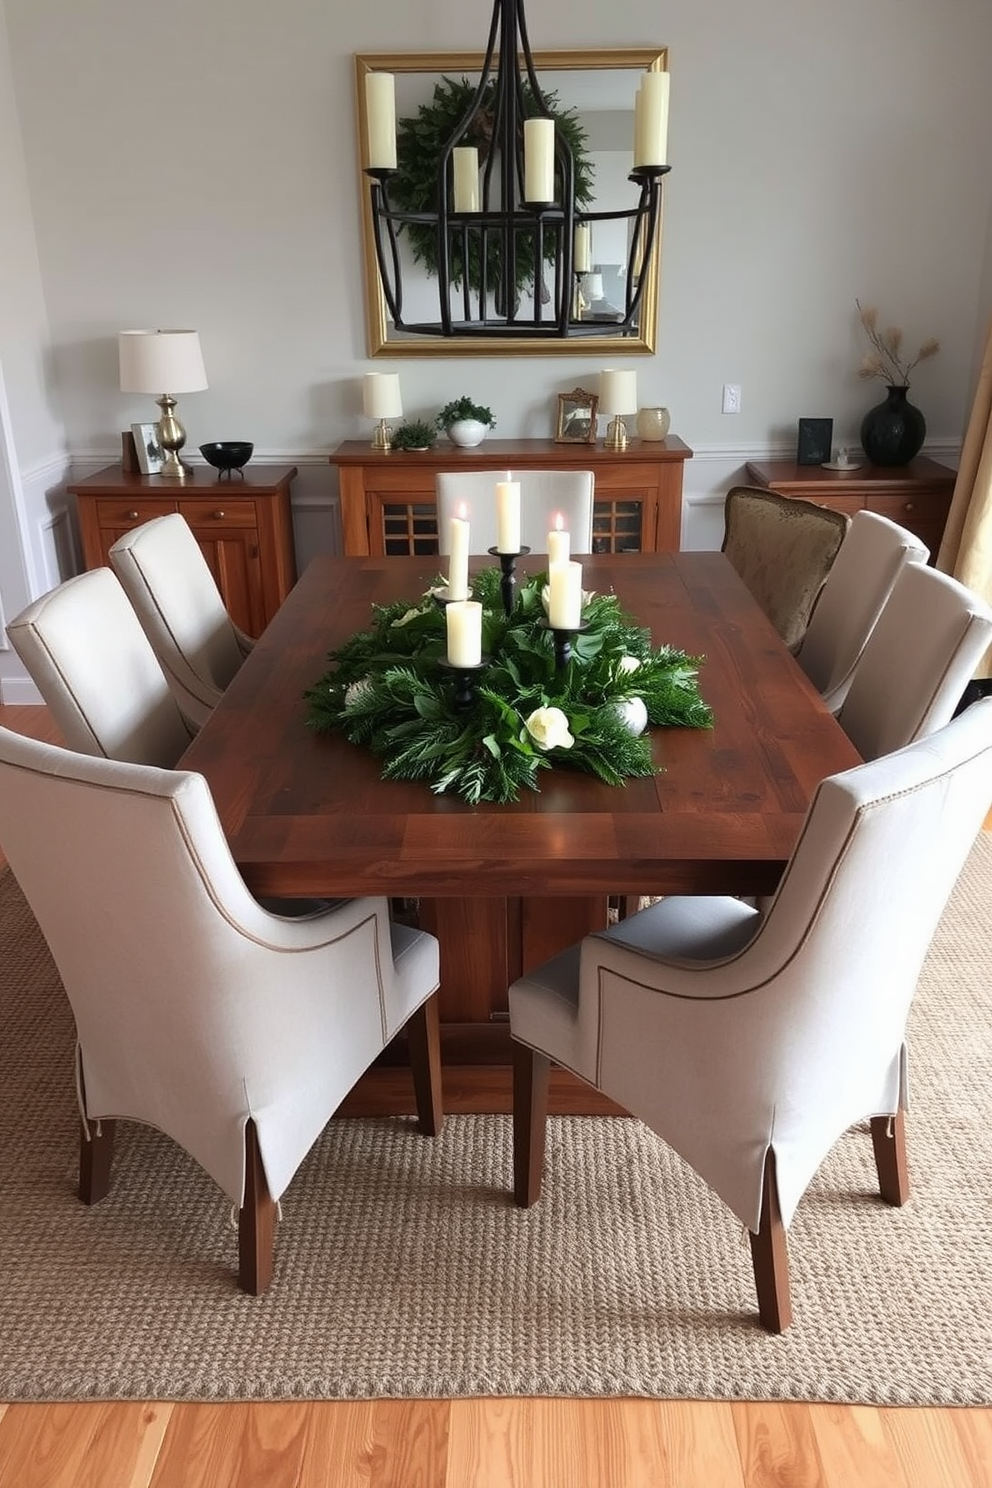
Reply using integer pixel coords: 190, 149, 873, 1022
110, 512, 253, 730
795, 510, 930, 713
509, 699, 992, 1330
836, 561, 992, 760
6, 567, 193, 767
722, 486, 850, 650
0, 726, 442, 1294
436, 469, 595, 554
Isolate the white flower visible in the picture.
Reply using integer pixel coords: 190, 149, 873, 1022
344, 678, 373, 707
618, 655, 641, 674
525, 706, 574, 751
539, 585, 595, 614
390, 607, 423, 628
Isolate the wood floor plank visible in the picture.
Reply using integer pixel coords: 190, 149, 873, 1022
809, 1404, 910, 1488
0, 1402, 171, 1488
882, 1407, 980, 1488
731, 1401, 826, 1487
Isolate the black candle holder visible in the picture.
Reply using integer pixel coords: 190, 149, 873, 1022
487, 546, 531, 618
438, 655, 489, 711
540, 617, 590, 671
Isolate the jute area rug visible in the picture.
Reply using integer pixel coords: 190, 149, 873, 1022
2, 842, 992, 1406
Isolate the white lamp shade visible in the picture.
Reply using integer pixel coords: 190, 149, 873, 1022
581, 273, 604, 301
599, 368, 638, 416
363, 372, 403, 419
119, 330, 208, 394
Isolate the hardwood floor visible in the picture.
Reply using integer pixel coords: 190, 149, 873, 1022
2, 703, 991, 1485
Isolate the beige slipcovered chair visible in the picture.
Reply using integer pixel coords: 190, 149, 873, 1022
6, 567, 193, 767
795, 510, 930, 713
436, 469, 595, 554
509, 698, 992, 1331
109, 512, 253, 730
0, 726, 443, 1294
721, 486, 850, 650
835, 560, 992, 760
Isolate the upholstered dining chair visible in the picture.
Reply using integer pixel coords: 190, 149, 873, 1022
794, 510, 929, 713
835, 560, 992, 760
6, 567, 193, 767
109, 512, 253, 730
436, 469, 595, 554
721, 486, 850, 650
0, 726, 443, 1295
509, 698, 992, 1332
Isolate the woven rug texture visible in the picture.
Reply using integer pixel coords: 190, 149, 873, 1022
2, 841, 992, 1405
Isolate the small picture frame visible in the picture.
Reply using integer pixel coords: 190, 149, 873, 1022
555, 386, 599, 444
796, 417, 833, 466
132, 421, 165, 475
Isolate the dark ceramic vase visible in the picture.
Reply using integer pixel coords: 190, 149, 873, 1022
860, 384, 926, 467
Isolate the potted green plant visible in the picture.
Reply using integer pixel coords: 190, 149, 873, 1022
436, 397, 497, 449
389, 419, 437, 451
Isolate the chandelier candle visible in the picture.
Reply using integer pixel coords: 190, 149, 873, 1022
495, 478, 521, 553
445, 600, 483, 667
547, 514, 570, 565
452, 147, 480, 212
573, 223, 591, 273
448, 508, 471, 600
634, 71, 670, 167
365, 71, 397, 169
523, 118, 555, 202
548, 560, 583, 630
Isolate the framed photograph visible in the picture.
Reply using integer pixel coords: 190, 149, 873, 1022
555, 386, 599, 444
796, 417, 833, 466
132, 421, 165, 475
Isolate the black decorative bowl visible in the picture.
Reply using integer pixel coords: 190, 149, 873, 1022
199, 441, 254, 478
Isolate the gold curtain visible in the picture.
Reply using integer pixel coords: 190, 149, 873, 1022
938, 312, 992, 678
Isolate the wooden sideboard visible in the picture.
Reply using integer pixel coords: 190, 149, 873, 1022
744, 456, 956, 560
329, 436, 693, 556
69, 464, 298, 638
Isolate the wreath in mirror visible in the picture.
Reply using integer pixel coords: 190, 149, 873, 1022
391, 76, 595, 309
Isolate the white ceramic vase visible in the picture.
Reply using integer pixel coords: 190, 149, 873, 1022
447, 419, 488, 448
636, 406, 671, 442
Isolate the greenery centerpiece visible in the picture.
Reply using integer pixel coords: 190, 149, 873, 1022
305, 567, 713, 804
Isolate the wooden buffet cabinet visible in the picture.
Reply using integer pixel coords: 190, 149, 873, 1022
69, 464, 298, 638
744, 456, 956, 560
330, 436, 693, 556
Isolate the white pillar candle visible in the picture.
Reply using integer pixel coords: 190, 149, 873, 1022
573, 222, 591, 273
523, 118, 555, 203
495, 480, 521, 553
452, 146, 480, 212
548, 561, 583, 630
634, 71, 670, 168
446, 600, 482, 667
447, 510, 471, 601
365, 72, 397, 169
547, 514, 570, 566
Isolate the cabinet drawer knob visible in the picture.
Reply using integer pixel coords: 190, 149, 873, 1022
904, 502, 915, 512
212, 509, 226, 520
126, 509, 139, 520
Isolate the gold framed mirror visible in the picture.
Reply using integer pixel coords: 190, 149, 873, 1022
355, 48, 668, 358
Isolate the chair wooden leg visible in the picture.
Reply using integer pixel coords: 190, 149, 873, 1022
79, 1118, 116, 1204
406, 991, 444, 1137
239, 1118, 276, 1296
748, 1147, 792, 1333
871, 1111, 909, 1206
512, 1041, 550, 1208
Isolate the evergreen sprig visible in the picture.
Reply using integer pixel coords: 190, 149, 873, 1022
304, 568, 713, 804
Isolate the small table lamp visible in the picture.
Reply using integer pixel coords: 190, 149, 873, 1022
599, 369, 637, 452
363, 372, 403, 450
119, 329, 208, 479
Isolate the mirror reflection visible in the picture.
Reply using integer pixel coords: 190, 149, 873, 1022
355, 49, 668, 358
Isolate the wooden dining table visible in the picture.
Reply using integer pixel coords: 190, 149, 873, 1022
179, 551, 861, 1114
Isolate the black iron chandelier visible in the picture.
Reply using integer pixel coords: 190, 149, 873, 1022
362, 0, 670, 340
